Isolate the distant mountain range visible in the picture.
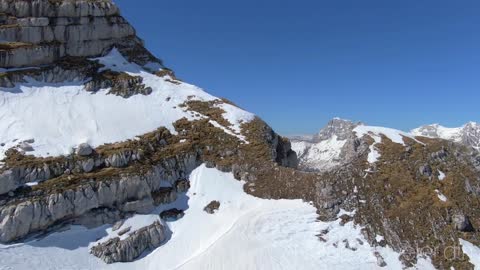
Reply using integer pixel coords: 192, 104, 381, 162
290, 119, 480, 172
289, 118, 361, 172
412, 122, 480, 151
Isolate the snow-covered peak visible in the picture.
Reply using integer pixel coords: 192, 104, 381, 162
314, 118, 360, 142
411, 122, 480, 150
289, 118, 360, 171
411, 124, 461, 140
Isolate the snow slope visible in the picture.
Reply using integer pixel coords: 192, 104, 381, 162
353, 125, 421, 164
460, 239, 480, 269
0, 49, 254, 160
291, 121, 426, 170
411, 122, 480, 151
0, 165, 434, 270
411, 124, 463, 141
291, 135, 347, 171
289, 118, 358, 172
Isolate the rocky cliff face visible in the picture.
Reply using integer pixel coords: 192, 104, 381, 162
0, 0, 159, 88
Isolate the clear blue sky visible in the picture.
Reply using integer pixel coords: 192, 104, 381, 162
115, 0, 479, 135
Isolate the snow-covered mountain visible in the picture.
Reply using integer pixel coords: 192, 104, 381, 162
1, 1, 480, 270
290, 118, 360, 171
412, 122, 480, 151
292, 119, 480, 172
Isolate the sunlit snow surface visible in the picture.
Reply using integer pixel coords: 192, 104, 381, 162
353, 125, 422, 164
460, 239, 480, 269
291, 135, 347, 171
435, 189, 448, 202
438, 170, 446, 181
0, 49, 254, 160
411, 124, 464, 142
0, 165, 435, 270
411, 122, 480, 151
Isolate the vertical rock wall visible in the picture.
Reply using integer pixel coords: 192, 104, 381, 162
0, 0, 149, 68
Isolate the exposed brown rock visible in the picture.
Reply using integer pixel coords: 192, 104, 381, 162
204, 200, 220, 214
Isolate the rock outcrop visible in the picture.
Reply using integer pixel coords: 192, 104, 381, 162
90, 220, 167, 264
0, 0, 140, 68
0, 114, 299, 244
204, 200, 220, 214
0, 147, 147, 196
0, 0, 161, 88
0, 150, 200, 242
76, 143, 93, 156
452, 214, 474, 232
314, 118, 362, 142
160, 208, 184, 220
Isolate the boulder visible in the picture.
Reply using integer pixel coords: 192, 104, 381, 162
0, 170, 16, 195
419, 164, 433, 177
76, 143, 93, 156
160, 208, 184, 221
117, 226, 131, 236
204, 200, 220, 214
90, 220, 166, 264
452, 214, 474, 232
81, 159, 95, 173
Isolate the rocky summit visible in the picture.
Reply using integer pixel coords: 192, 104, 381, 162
0, 0, 159, 89
0, 1, 479, 270
290, 118, 362, 172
